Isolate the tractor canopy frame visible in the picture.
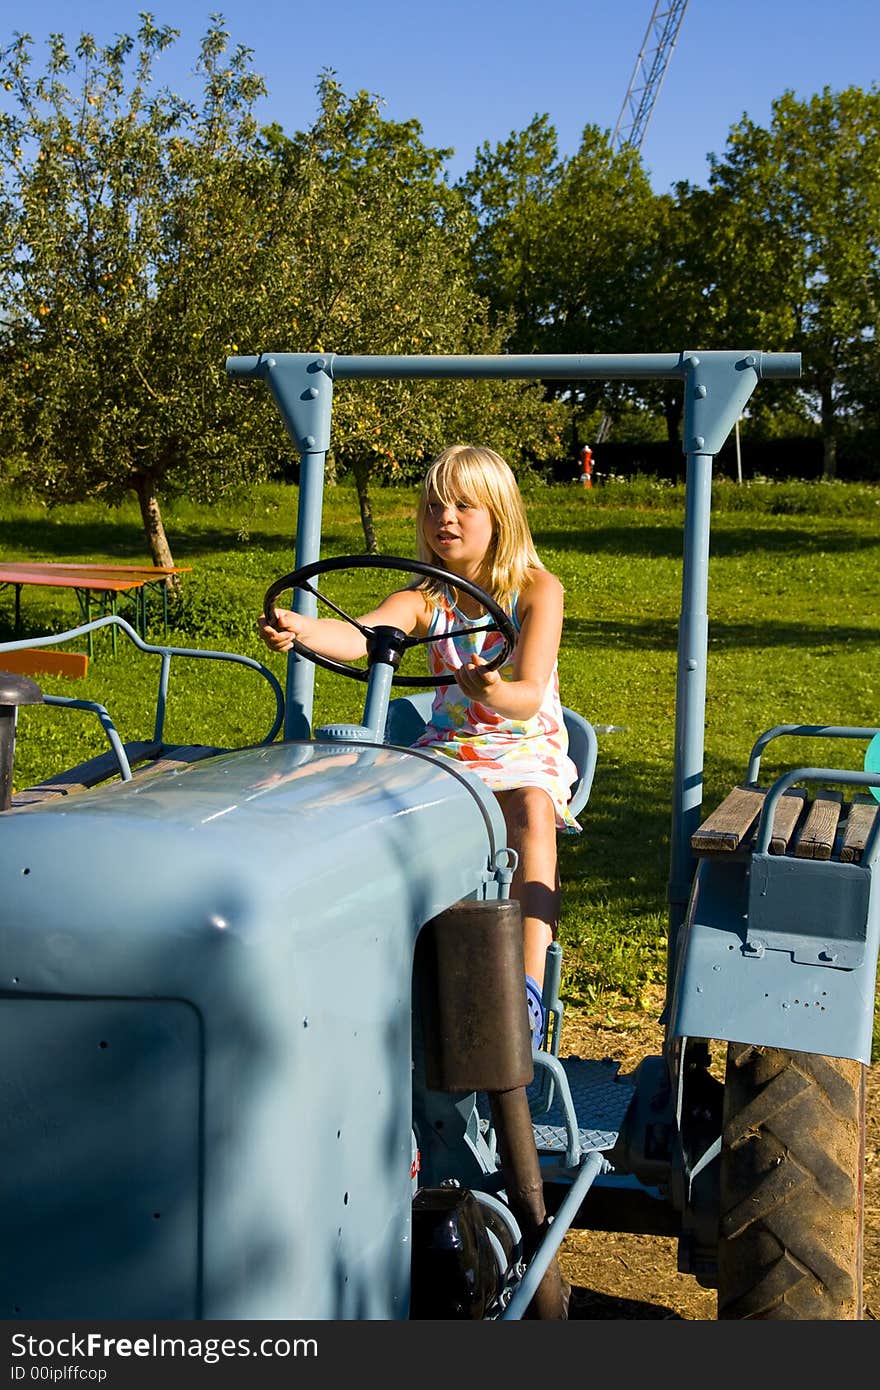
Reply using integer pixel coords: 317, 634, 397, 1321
226, 347, 801, 948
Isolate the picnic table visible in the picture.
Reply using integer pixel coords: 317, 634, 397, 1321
0, 562, 192, 656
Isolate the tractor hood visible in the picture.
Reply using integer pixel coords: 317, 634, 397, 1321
0, 739, 509, 1318
0, 739, 508, 997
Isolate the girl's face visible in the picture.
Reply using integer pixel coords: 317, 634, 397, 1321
423, 491, 495, 576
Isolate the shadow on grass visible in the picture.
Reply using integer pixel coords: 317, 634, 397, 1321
560, 749, 673, 909
9, 514, 878, 569
0, 518, 351, 561
563, 615, 880, 652
534, 521, 880, 560
558, 734, 785, 941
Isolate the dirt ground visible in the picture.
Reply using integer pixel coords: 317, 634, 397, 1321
554, 990, 879, 1320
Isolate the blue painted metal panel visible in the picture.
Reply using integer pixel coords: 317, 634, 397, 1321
0, 742, 507, 1318
668, 855, 880, 1063
226, 350, 801, 386
748, 855, 872, 967
0, 1000, 201, 1318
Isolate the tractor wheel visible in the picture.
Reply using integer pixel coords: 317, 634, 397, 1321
717, 1043, 865, 1320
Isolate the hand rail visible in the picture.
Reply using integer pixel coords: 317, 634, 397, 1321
0, 616, 285, 779
755, 766, 880, 865
746, 724, 880, 785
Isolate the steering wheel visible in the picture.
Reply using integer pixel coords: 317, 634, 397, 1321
263, 555, 517, 688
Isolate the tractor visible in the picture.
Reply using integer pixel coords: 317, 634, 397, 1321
1, 349, 877, 1320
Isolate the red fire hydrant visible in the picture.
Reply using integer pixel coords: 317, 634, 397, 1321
579, 445, 593, 488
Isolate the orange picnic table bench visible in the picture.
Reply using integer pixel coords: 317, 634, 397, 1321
0, 562, 191, 658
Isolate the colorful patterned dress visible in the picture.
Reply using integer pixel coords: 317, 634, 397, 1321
413, 586, 582, 833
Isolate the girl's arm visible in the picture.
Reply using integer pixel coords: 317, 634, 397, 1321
258, 586, 430, 660
454, 568, 564, 720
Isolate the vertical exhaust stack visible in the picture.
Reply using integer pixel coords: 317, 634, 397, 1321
419, 898, 568, 1319
0, 671, 43, 811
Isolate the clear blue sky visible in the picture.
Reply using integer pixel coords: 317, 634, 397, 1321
5, 1, 880, 192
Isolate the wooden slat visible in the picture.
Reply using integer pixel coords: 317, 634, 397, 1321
12, 740, 163, 804
0, 648, 88, 679
12, 742, 224, 806
691, 785, 765, 852
2, 562, 191, 575
129, 745, 224, 780
766, 788, 808, 854
691, 784, 808, 855
793, 788, 844, 861
840, 796, 879, 863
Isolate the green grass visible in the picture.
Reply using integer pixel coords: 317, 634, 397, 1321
2, 476, 879, 1050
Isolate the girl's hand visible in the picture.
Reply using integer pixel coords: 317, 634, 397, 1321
258, 586, 428, 663
455, 655, 503, 705
450, 569, 566, 721
257, 607, 311, 653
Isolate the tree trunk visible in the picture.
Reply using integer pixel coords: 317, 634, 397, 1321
595, 411, 613, 445
352, 459, 379, 554
820, 383, 838, 480
664, 387, 683, 447
132, 474, 182, 596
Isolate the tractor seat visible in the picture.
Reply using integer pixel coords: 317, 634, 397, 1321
385, 691, 597, 817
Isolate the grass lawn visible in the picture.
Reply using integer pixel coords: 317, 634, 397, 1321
2, 475, 879, 1045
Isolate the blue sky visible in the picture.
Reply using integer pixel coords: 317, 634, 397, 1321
5, 1, 879, 192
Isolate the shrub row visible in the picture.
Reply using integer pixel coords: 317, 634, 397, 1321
550, 435, 880, 485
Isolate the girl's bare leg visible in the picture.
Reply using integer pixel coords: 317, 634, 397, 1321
495, 786, 559, 987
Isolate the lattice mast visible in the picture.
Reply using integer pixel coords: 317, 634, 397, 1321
612, 0, 690, 151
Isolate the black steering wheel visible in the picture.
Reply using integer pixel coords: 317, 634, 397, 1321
263, 554, 517, 688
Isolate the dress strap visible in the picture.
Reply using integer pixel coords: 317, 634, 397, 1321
430, 584, 520, 633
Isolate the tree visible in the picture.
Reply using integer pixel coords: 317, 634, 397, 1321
461, 114, 562, 350
461, 119, 660, 449
0, 16, 286, 570
253, 79, 566, 551
617, 185, 735, 449
0, 29, 569, 567
697, 86, 880, 477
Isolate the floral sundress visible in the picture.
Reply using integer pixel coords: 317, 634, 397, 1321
413, 586, 582, 833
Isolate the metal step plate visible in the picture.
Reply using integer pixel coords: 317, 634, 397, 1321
478, 1056, 636, 1156
531, 1056, 636, 1155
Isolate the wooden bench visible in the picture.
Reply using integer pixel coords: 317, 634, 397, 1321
12, 741, 225, 807
691, 784, 878, 863
1, 649, 89, 680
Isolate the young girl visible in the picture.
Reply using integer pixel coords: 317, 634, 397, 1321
258, 444, 582, 1049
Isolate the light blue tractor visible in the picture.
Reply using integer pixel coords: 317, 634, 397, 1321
1, 349, 877, 1320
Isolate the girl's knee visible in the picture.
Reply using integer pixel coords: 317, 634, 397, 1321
500, 788, 558, 847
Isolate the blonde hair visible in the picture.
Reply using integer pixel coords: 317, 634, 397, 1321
415, 444, 543, 610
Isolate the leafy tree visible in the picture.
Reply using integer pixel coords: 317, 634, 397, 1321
253, 79, 566, 551
696, 86, 880, 477
0, 27, 579, 568
461, 119, 659, 450
460, 114, 561, 349
618, 185, 739, 449
0, 15, 287, 570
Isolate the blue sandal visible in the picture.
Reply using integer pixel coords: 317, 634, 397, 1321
525, 975, 545, 1054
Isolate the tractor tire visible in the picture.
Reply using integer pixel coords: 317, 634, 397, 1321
717, 1043, 865, 1320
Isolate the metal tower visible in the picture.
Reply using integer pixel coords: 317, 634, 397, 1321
612, 1, 690, 151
